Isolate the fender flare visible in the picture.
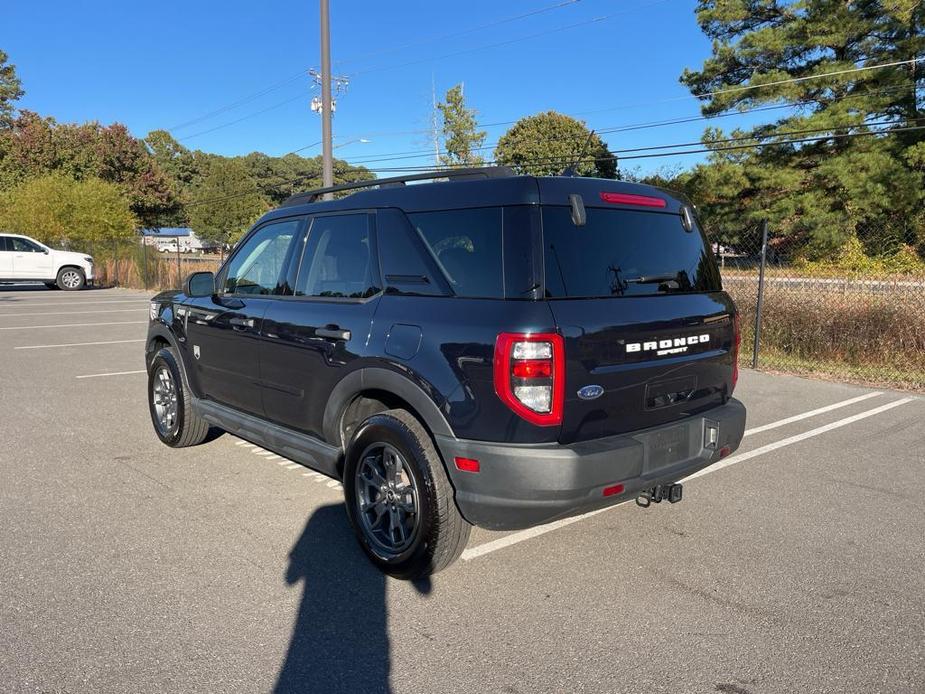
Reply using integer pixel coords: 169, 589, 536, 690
146, 321, 197, 396
323, 367, 454, 448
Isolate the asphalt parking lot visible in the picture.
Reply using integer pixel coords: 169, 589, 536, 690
1, 285, 923, 694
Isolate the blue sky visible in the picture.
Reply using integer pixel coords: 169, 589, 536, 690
1, 0, 775, 176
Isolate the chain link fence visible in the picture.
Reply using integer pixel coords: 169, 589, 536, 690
84, 236, 222, 291
712, 220, 925, 391
79, 224, 925, 391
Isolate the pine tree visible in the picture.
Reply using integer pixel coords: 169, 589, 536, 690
437, 84, 487, 167
680, 0, 925, 257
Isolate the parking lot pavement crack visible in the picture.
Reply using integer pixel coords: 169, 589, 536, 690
645, 567, 772, 622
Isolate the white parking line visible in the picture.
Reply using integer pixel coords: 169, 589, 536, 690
0, 321, 146, 331
14, 339, 145, 350
744, 391, 882, 436
0, 309, 147, 317
461, 397, 914, 561
0, 300, 148, 307
684, 397, 914, 481
75, 369, 146, 379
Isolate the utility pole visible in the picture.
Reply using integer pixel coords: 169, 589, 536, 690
319, 0, 334, 199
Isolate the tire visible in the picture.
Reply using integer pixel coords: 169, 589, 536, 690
56, 266, 85, 291
147, 347, 210, 447
343, 409, 471, 579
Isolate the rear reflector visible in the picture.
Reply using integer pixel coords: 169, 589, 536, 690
599, 191, 667, 208
512, 359, 553, 379
719, 446, 732, 459
454, 456, 480, 473
603, 483, 625, 497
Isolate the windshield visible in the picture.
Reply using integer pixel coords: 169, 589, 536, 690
542, 206, 721, 298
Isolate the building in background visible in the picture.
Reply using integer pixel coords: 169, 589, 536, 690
141, 228, 220, 254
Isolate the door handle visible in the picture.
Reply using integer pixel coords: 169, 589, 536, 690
316, 326, 351, 341
229, 317, 255, 329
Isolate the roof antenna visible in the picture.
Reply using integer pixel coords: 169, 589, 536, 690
561, 130, 596, 177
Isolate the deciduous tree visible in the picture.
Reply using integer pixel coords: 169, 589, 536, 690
187, 158, 267, 245
494, 111, 617, 178
0, 174, 136, 248
0, 49, 24, 128
0, 112, 179, 227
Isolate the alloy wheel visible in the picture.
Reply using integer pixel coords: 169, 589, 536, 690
152, 366, 179, 435
355, 443, 420, 556
61, 270, 82, 289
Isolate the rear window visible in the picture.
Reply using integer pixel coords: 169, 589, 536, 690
408, 208, 503, 298
542, 206, 721, 298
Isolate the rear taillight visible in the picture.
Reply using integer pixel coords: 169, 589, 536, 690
732, 313, 741, 391
494, 332, 564, 426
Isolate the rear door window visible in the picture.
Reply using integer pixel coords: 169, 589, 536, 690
409, 208, 503, 298
295, 214, 379, 299
542, 206, 721, 298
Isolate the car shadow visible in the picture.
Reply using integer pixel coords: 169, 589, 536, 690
274, 503, 431, 694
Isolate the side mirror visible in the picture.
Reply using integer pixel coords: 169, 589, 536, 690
42, 248, 50, 254
185, 271, 215, 298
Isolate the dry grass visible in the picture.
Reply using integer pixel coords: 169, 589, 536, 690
94, 252, 221, 291
728, 281, 925, 390
91, 247, 925, 390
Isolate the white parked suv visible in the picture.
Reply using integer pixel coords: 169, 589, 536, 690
0, 233, 94, 290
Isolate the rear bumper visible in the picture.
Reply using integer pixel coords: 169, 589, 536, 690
435, 398, 746, 530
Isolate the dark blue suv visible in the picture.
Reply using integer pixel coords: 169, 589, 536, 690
145, 168, 746, 578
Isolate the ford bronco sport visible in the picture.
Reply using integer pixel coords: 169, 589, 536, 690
145, 168, 746, 578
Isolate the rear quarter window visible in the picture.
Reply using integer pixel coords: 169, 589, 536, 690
408, 208, 503, 298
542, 206, 721, 298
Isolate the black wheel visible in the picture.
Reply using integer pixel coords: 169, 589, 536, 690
56, 266, 85, 291
44, 282, 60, 290
344, 409, 471, 579
147, 347, 209, 447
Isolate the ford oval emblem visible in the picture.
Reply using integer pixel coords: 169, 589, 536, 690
577, 385, 604, 400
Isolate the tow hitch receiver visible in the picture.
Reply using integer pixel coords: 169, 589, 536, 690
636, 483, 683, 508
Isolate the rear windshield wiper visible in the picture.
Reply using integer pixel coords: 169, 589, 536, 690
624, 272, 680, 284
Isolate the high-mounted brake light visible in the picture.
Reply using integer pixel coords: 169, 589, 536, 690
494, 332, 564, 427
599, 191, 667, 208
732, 313, 741, 391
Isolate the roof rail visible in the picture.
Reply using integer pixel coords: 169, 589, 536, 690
281, 166, 515, 206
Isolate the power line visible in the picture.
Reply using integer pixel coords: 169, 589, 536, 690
164, 19, 922, 145
184, 123, 925, 208
324, 62, 923, 147
334, 0, 582, 67
177, 93, 307, 142
349, 0, 671, 77
164, 0, 585, 135
333, 85, 920, 167
367, 122, 925, 172
167, 71, 308, 132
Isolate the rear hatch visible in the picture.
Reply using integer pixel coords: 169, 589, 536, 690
538, 182, 738, 444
